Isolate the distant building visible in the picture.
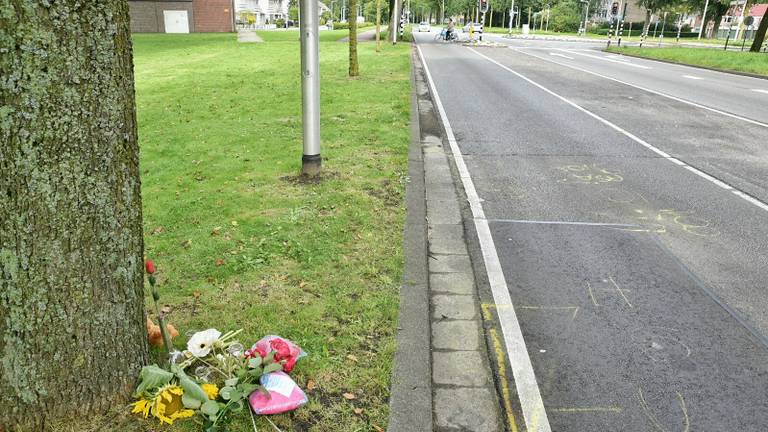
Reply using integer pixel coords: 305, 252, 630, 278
718, 2, 766, 39
234, 0, 329, 27
128, 0, 236, 33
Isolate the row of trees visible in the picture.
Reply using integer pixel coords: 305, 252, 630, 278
403, 0, 766, 50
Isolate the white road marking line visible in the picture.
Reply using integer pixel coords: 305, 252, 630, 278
416, 44, 553, 432
549, 52, 574, 59
558, 48, 652, 69
512, 47, 768, 129
682, 75, 703, 80
753, 89, 768, 94
469, 47, 768, 214
489, 219, 640, 227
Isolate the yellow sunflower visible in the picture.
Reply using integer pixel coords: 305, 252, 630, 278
150, 384, 195, 424
202, 383, 219, 400
131, 399, 151, 418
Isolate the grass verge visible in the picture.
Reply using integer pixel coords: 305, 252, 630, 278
68, 32, 411, 432
606, 46, 768, 77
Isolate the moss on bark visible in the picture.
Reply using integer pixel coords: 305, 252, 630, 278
0, 1, 148, 430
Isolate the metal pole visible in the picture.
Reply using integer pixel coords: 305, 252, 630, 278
617, 1, 627, 46
698, 0, 710, 39
392, 0, 400, 44
441, 0, 445, 24
300, 0, 321, 176
735, 0, 747, 40
509, 0, 515, 34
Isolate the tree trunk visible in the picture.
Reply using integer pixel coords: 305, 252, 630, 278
750, 12, 768, 51
376, 0, 382, 52
350, 0, 360, 75
0, 1, 148, 430
643, 8, 652, 36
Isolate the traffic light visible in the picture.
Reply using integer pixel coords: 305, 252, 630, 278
479, 0, 489, 13
611, 2, 619, 15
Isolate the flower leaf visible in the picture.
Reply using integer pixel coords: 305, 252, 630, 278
220, 386, 236, 401
263, 362, 282, 374
248, 357, 262, 368
182, 393, 203, 409
172, 365, 210, 402
225, 377, 239, 387
133, 365, 174, 397
201, 400, 221, 416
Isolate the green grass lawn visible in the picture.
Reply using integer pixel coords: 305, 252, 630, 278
606, 46, 768, 77
68, 31, 411, 432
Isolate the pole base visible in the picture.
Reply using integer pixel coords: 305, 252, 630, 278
301, 154, 322, 177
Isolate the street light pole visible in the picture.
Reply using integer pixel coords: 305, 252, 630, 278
299, 0, 321, 176
509, 0, 515, 34
698, 0, 710, 39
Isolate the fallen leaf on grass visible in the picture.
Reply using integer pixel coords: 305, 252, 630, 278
373, 425, 384, 432
211, 227, 222, 236
346, 355, 359, 363
306, 380, 316, 391
353, 408, 364, 415
299, 281, 307, 289
151, 226, 164, 235
215, 258, 225, 266
342, 393, 356, 400
181, 239, 192, 248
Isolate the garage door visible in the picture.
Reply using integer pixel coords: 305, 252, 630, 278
163, 10, 190, 33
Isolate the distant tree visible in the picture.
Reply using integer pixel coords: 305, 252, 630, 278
289, 6, 299, 21
0, 1, 147, 429
550, 1, 581, 32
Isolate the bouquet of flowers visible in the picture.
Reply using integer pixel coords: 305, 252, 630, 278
132, 260, 308, 431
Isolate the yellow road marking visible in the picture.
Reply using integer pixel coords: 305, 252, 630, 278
490, 328, 520, 432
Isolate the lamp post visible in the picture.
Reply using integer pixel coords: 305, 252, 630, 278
299, 0, 321, 176
698, 0, 710, 39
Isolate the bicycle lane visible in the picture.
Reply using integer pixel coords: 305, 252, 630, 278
414, 34, 768, 432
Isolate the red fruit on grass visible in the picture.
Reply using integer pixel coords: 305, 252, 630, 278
145, 260, 156, 274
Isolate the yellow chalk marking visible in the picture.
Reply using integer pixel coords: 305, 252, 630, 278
519, 305, 580, 321
608, 276, 633, 308
489, 328, 520, 432
586, 280, 600, 307
638, 388, 690, 432
551, 407, 623, 413
483, 303, 579, 320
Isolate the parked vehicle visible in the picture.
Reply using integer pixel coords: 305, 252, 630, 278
418, 21, 431, 32
462, 22, 482, 32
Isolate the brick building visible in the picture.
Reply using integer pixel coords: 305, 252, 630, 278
128, 0, 235, 33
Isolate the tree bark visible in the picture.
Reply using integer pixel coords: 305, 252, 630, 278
376, 0, 382, 52
750, 11, 768, 51
643, 9, 652, 36
350, 0, 360, 75
0, 1, 148, 430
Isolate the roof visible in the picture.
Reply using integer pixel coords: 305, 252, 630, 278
750, 3, 768, 16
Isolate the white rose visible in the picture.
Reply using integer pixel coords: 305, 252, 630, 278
187, 329, 222, 357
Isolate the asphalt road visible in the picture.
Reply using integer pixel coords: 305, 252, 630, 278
415, 32, 768, 431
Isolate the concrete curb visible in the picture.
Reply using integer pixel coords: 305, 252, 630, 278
387, 45, 433, 432
605, 50, 768, 81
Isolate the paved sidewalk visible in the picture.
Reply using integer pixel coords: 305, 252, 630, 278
237, 30, 263, 43
388, 46, 505, 432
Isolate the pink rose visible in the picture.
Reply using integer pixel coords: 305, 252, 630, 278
270, 338, 292, 361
